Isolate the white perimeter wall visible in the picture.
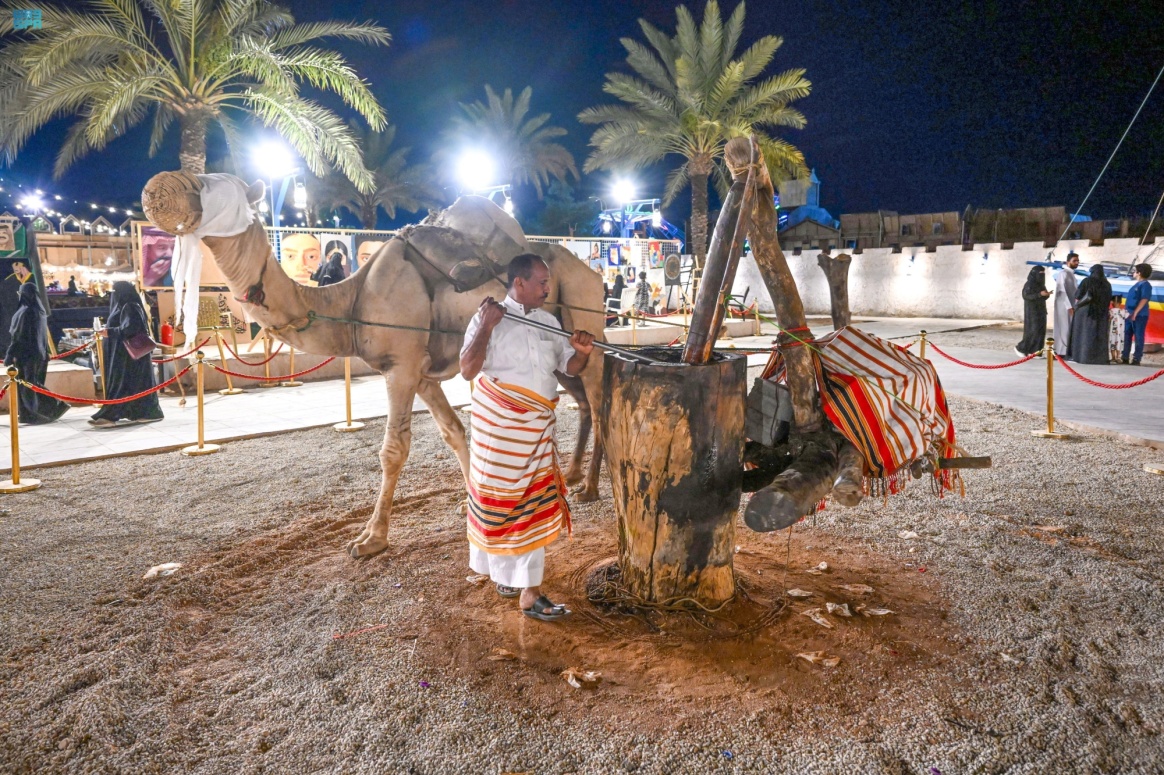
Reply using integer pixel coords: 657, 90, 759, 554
733, 237, 1164, 320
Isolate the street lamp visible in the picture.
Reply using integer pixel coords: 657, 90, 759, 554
253, 141, 302, 228
456, 150, 496, 193
611, 179, 636, 206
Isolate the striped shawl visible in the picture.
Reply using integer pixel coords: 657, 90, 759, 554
763, 327, 958, 495
467, 375, 571, 555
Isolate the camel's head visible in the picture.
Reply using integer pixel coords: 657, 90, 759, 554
142, 171, 265, 236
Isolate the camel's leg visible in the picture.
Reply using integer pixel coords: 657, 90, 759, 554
348, 369, 422, 559
555, 371, 590, 487
416, 378, 470, 487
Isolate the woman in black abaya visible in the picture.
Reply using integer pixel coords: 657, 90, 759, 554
89, 282, 163, 427
4, 283, 69, 424
1068, 264, 1112, 364
1015, 266, 1050, 355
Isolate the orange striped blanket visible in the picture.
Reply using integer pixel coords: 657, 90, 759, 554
763, 327, 958, 495
467, 375, 571, 555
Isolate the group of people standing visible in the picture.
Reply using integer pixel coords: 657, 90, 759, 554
603, 270, 653, 327
5, 278, 163, 426
1018, 253, 1154, 365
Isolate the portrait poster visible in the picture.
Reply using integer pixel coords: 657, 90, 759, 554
278, 232, 321, 286
607, 243, 621, 268
319, 233, 353, 280
354, 234, 387, 271
140, 227, 176, 288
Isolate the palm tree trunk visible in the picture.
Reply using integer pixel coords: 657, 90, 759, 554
178, 111, 209, 175
361, 202, 377, 230
689, 169, 709, 272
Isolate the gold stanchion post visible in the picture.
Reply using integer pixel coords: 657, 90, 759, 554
214, 330, 244, 395
259, 332, 277, 388
182, 353, 220, 456
93, 329, 107, 399
0, 367, 41, 492
919, 329, 928, 359
1032, 337, 1068, 439
631, 312, 637, 346
282, 345, 303, 387
333, 357, 365, 432
754, 305, 761, 336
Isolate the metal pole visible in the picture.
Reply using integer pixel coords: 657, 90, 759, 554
259, 331, 277, 388
631, 311, 637, 346
281, 344, 303, 387
215, 330, 244, 395
0, 367, 41, 492
93, 329, 107, 399
182, 352, 220, 455
1032, 337, 1067, 439
754, 305, 761, 337
501, 311, 664, 365
334, 357, 365, 432
919, 329, 927, 359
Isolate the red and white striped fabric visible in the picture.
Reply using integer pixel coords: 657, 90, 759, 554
467, 375, 571, 556
764, 326, 958, 492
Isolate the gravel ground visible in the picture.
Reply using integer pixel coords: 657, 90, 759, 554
926, 322, 1164, 367
2, 395, 1164, 773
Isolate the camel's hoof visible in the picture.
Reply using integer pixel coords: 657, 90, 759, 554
454, 499, 468, 516
348, 536, 390, 559
570, 485, 599, 503
564, 469, 584, 487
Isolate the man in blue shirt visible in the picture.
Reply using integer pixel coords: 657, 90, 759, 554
1121, 263, 1154, 365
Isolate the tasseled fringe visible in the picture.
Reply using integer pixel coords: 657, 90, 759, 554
862, 469, 911, 500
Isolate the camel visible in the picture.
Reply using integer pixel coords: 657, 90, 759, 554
140, 171, 606, 559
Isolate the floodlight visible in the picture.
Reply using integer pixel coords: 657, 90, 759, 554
293, 181, 307, 210
457, 150, 496, 193
255, 141, 297, 179
19, 194, 42, 211
503, 197, 514, 216
611, 179, 636, 205
651, 209, 663, 228
601, 219, 612, 234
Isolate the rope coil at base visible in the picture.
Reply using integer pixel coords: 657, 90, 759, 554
209, 356, 336, 382
18, 364, 192, 405
927, 343, 1039, 370
1054, 354, 1164, 389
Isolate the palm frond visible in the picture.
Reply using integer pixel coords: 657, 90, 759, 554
662, 162, 691, 206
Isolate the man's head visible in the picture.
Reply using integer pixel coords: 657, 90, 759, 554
11, 260, 28, 279
1066, 252, 1080, 269
1134, 263, 1153, 281
507, 253, 551, 309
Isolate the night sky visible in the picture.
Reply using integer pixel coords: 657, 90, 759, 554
8, 0, 1164, 230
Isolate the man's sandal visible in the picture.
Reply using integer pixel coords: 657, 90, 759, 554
522, 595, 571, 621
496, 584, 520, 598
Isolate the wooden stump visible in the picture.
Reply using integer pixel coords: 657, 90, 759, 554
601, 349, 746, 606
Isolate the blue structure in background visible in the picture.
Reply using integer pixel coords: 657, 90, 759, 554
777, 169, 840, 234
595, 198, 685, 244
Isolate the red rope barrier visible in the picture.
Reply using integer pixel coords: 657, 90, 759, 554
152, 337, 213, 363
20, 364, 192, 405
221, 338, 285, 366
1054, 354, 1164, 389
928, 343, 1039, 369
210, 356, 336, 382
50, 339, 94, 359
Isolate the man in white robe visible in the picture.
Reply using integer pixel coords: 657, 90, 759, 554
1052, 251, 1080, 355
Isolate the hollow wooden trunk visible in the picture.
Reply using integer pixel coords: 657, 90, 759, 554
601, 349, 746, 606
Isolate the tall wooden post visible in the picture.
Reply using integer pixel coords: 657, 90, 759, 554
816, 252, 853, 329
601, 349, 746, 606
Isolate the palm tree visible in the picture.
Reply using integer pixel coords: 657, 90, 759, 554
0, 0, 390, 191
445, 85, 577, 198
578, 0, 810, 268
310, 121, 440, 229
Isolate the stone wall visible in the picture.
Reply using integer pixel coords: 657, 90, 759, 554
732, 237, 1163, 320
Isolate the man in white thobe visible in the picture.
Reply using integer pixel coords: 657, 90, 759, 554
1052, 251, 1080, 355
